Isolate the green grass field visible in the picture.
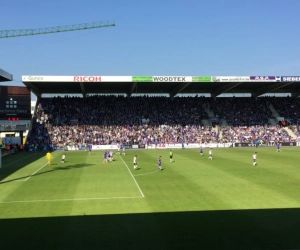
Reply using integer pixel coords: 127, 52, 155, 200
1, 147, 300, 249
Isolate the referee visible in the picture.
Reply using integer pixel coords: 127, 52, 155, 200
169, 150, 173, 163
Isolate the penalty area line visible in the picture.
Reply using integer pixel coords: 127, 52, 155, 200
0, 196, 144, 204
120, 156, 145, 197
25, 164, 48, 181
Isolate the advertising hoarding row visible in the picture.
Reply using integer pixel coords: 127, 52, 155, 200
21, 75, 300, 82
64, 142, 300, 151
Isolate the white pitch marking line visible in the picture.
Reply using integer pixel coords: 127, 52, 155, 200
0, 196, 143, 204
25, 164, 47, 181
120, 156, 145, 197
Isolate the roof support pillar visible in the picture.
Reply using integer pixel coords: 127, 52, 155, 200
127, 82, 137, 97
169, 82, 191, 98
79, 82, 86, 98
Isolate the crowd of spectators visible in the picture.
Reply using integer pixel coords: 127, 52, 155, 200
38, 95, 208, 126
208, 97, 272, 126
265, 97, 300, 125
25, 96, 300, 150
219, 125, 296, 143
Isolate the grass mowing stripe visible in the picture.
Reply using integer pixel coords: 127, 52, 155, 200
119, 156, 145, 197
134, 170, 159, 177
0, 196, 144, 204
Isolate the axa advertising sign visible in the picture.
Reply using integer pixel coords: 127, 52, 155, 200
250, 76, 281, 82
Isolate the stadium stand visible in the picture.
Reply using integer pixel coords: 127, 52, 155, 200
266, 97, 300, 125
24, 96, 300, 151
208, 97, 273, 126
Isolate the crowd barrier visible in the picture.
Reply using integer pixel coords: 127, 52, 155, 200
62, 142, 300, 151
64, 143, 234, 151
234, 142, 298, 147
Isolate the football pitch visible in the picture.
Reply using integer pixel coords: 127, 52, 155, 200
1, 147, 300, 249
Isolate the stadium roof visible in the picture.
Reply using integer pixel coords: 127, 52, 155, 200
21, 75, 300, 98
0, 68, 13, 82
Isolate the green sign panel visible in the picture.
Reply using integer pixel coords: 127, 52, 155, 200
132, 76, 153, 82
192, 76, 212, 82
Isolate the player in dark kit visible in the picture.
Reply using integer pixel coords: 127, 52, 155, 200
200, 146, 203, 156
103, 151, 108, 164
158, 156, 162, 170
276, 142, 281, 152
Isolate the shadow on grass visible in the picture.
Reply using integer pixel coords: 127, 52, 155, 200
0, 163, 95, 184
0, 208, 300, 249
0, 152, 46, 181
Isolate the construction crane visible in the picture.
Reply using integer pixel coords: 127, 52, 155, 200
0, 21, 115, 39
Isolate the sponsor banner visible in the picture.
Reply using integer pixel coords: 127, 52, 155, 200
22, 76, 90, 82
132, 76, 153, 82
282, 142, 297, 146
281, 76, 300, 82
54, 146, 65, 151
212, 76, 250, 82
192, 76, 212, 82
138, 144, 145, 149
235, 142, 297, 147
100, 76, 132, 82
132, 145, 139, 149
249, 76, 281, 82
146, 143, 232, 149
67, 145, 119, 150
22, 76, 132, 82
93, 145, 118, 150
152, 76, 192, 82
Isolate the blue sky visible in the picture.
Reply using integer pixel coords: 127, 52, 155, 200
1, 0, 300, 87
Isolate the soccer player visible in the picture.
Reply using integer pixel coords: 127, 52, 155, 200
122, 145, 126, 156
133, 155, 137, 170
200, 146, 203, 156
276, 142, 281, 152
158, 156, 162, 171
88, 144, 92, 155
117, 143, 120, 155
169, 150, 173, 163
46, 151, 52, 166
208, 148, 213, 160
103, 151, 108, 164
61, 154, 66, 163
252, 152, 257, 166
110, 151, 114, 161
107, 151, 111, 162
